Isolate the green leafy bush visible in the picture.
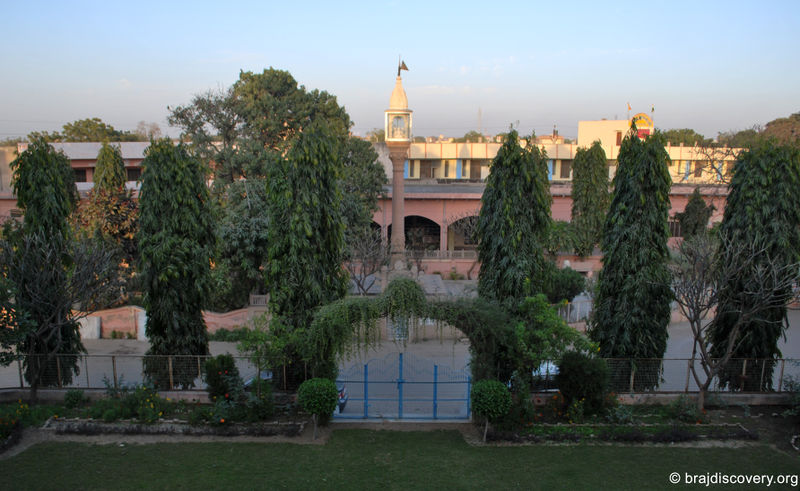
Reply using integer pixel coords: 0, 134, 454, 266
557, 351, 609, 415
544, 266, 585, 304
667, 395, 706, 424
471, 380, 512, 442
297, 378, 338, 421
471, 380, 512, 423
64, 389, 88, 408
204, 354, 242, 401
298, 378, 338, 439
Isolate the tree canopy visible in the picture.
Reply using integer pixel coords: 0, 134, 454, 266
674, 188, 714, 238
138, 139, 214, 388
477, 129, 552, 305
709, 140, 800, 389
453, 130, 485, 143
169, 68, 385, 311
4, 139, 120, 400
571, 141, 610, 257
662, 128, 712, 147
28, 118, 145, 143
93, 142, 126, 192
590, 129, 672, 389
11, 137, 77, 238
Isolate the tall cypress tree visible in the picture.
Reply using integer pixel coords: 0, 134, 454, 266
477, 130, 552, 305
8, 138, 81, 393
590, 129, 672, 390
265, 123, 347, 382
674, 188, 714, 238
571, 141, 610, 257
93, 142, 126, 191
75, 142, 138, 265
138, 139, 213, 388
709, 141, 800, 390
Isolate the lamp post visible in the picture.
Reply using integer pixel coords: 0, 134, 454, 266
385, 71, 412, 265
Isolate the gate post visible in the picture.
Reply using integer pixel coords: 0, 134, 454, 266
433, 364, 438, 420
398, 353, 404, 419
363, 364, 369, 419
467, 375, 472, 419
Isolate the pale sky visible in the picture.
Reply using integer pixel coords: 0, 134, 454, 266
2, 0, 798, 141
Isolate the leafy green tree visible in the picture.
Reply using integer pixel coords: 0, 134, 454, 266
763, 112, 800, 146
589, 130, 672, 390
4, 138, 120, 400
674, 188, 714, 238
366, 128, 385, 142
471, 380, 511, 442
477, 129, 552, 305
662, 128, 711, 147
93, 142, 127, 191
454, 130, 484, 143
571, 141, 610, 257
709, 140, 800, 390
340, 137, 386, 239
717, 127, 763, 148
138, 139, 214, 388
74, 142, 138, 274
28, 118, 142, 143
169, 70, 384, 311
11, 138, 76, 238
265, 124, 347, 384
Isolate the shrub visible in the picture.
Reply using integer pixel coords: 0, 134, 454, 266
566, 398, 586, 424
667, 395, 706, 424
102, 409, 120, 422
204, 354, 242, 401
298, 378, 338, 439
557, 351, 610, 415
64, 389, 88, 409
471, 380, 512, 441
544, 266, 585, 304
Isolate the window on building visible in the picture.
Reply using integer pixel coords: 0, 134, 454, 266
694, 161, 703, 178
616, 131, 622, 146
444, 160, 450, 178
74, 169, 87, 183
559, 160, 571, 179
461, 160, 469, 178
126, 168, 141, 181
668, 218, 682, 238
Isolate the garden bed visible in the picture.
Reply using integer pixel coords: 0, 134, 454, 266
43, 417, 305, 438
489, 422, 758, 444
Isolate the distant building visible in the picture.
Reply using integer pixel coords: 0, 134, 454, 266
0, 115, 738, 276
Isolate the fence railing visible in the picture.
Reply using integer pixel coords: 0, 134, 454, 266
405, 250, 478, 260
3, 354, 799, 396
556, 300, 593, 323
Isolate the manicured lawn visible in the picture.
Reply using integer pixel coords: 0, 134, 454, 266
2, 430, 799, 489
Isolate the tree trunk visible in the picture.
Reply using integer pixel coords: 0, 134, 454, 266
312, 414, 318, 440
483, 418, 489, 443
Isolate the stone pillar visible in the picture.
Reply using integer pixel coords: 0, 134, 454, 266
388, 142, 409, 264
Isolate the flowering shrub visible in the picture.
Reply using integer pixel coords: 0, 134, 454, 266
203, 354, 242, 401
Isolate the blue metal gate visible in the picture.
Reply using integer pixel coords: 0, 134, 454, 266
334, 352, 471, 420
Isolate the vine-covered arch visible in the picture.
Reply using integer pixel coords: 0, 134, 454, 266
304, 277, 590, 383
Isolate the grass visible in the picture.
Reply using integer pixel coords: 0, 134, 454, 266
2, 430, 799, 489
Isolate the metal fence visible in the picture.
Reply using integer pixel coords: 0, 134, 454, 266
1, 354, 261, 391
556, 300, 593, 323
2, 354, 799, 396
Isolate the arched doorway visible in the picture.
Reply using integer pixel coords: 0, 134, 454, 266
387, 215, 441, 251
